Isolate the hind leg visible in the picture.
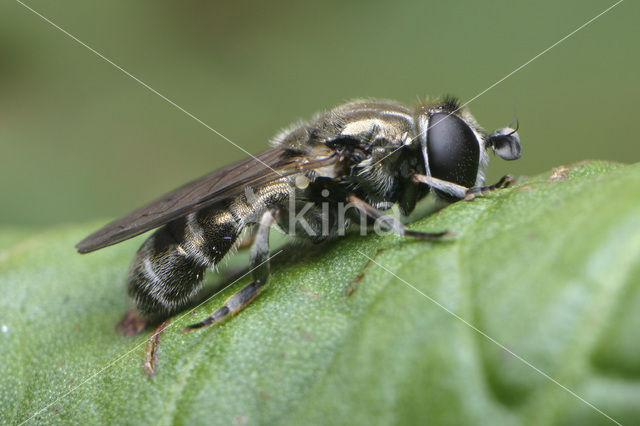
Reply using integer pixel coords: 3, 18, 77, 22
121, 209, 241, 335
183, 208, 278, 331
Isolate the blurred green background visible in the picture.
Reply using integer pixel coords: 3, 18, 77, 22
0, 0, 637, 228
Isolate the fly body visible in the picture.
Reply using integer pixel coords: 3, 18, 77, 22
76, 97, 521, 333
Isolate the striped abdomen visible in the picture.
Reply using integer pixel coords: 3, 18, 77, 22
126, 179, 291, 318
127, 205, 239, 318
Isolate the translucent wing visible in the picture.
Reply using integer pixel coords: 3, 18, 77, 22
76, 148, 336, 253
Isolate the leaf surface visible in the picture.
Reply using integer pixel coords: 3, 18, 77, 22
2, 161, 640, 425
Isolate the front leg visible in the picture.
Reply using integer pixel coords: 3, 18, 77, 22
347, 194, 451, 239
413, 174, 513, 200
182, 208, 278, 331
463, 175, 513, 200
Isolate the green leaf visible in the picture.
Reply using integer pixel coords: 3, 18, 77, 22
2, 160, 640, 425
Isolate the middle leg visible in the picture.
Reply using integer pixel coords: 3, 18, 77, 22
347, 194, 451, 239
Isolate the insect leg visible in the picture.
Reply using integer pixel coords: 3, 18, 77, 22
413, 174, 468, 198
182, 208, 278, 331
144, 319, 169, 376
233, 228, 257, 251
413, 174, 513, 200
463, 175, 513, 200
347, 194, 451, 239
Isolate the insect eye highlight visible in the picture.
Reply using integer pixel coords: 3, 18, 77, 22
426, 113, 480, 188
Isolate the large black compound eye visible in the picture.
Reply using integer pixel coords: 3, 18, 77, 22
426, 113, 480, 188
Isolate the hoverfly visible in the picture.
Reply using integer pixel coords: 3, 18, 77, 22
76, 97, 521, 333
